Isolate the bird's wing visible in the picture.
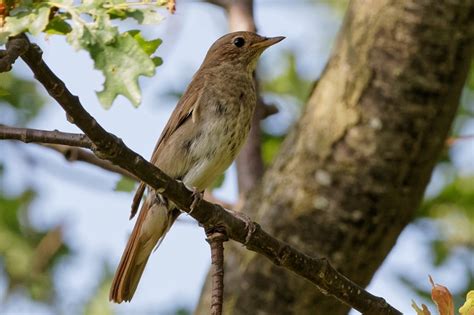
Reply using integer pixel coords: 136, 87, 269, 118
129, 78, 204, 219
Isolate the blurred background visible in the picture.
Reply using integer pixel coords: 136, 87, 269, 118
0, 0, 472, 314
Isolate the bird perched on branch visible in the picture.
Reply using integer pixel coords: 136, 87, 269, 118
109, 31, 284, 303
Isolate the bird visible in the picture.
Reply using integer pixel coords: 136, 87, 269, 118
109, 31, 284, 303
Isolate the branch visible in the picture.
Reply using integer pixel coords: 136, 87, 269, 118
0, 124, 137, 179
0, 124, 93, 148
42, 144, 137, 180
0, 35, 29, 72
261, 102, 279, 119
206, 229, 228, 315
446, 134, 474, 146
10, 35, 402, 315
205, 0, 230, 8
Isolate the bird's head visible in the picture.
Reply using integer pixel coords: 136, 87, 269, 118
202, 31, 285, 73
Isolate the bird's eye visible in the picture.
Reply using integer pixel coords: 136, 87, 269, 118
233, 37, 245, 48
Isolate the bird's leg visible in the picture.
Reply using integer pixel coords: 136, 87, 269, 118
173, 179, 203, 214
189, 187, 204, 215
155, 191, 169, 207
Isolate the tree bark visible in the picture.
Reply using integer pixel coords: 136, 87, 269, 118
196, 0, 474, 314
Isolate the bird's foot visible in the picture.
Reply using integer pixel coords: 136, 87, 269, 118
155, 191, 169, 207
226, 209, 257, 245
189, 187, 204, 215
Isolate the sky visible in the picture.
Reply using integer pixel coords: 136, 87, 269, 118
0, 1, 472, 314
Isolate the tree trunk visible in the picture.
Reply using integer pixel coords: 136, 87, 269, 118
196, 0, 474, 314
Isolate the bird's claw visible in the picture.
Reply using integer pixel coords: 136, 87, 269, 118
154, 191, 168, 207
189, 187, 203, 215
226, 209, 257, 245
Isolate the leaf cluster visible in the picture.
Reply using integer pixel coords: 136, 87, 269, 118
0, 0, 170, 108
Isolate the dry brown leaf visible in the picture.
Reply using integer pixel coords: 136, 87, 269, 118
412, 300, 432, 315
429, 275, 454, 315
167, 0, 176, 14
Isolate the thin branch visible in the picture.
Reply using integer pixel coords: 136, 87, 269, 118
226, 0, 256, 33
10, 35, 402, 315
235, 94, 264, 196
446, 134, 474, 146
206, 229, 228, 315
0, 124, 135, 178
261, 102, 279, 119
0, 124, 93, 148
41, 144, 137, 180
0, 35, 29, 72
205, 0, 231, 8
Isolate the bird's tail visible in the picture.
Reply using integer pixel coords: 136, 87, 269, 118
109, 195, 180, 303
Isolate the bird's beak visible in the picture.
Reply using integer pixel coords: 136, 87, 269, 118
252, 36, 285, 49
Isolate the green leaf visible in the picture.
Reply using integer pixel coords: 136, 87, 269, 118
44, 16, 72, 35
114, 176, 136, 192
0, 4, 52, 44
421, 176, 474, 218
63, 7, 161, 107
127, 29, 162, 55
1, 1, 165, 108
108, 7, 164, 25
174, 308, 192, 315
94, 31, 157, 108
152, 56, 163, 67
418, 176, 474, 268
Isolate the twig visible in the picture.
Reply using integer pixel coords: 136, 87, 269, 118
8, 35, 402, 315
446, 134, 474, 146
0, 124, 93, 148
235, 94, 264, 195
226, 0, 256, 34
206, 228, 228, 315
205, 0, 231, 8
0, 124, 136, 178
261, 102, 279, 119
41, 144, 137, 180
0, 35, 29, 72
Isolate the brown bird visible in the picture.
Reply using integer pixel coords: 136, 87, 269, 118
109, 31, 284, 303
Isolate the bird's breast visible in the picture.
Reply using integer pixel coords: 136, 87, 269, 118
182, 88, 256, 190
